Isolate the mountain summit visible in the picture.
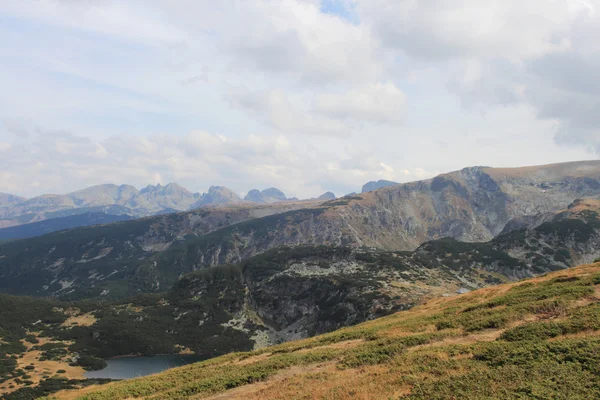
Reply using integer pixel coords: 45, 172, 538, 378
244, 187, 288, 203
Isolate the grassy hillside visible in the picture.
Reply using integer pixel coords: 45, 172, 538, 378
46, 262, 600, 400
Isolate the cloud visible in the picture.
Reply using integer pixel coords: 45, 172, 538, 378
356, 0, 578, 60
356, 0, 600, 154
315, 82, 406, 124
0, 1, 185, 44
213, 0, 383, 85
0, 122, 406, 198
225, 86, 352, 136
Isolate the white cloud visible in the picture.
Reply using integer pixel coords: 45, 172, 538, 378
0, 122, 404, 198
355, 0, 600, 154
210, 0, 383, 85
225, 86, 352, 136
315, 83, 406, 124
356, 0, 583, 60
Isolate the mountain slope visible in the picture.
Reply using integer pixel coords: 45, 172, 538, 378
2, 161, 600, 300
0, 201, 322, 298
0, 213, 132, 241
47, 261, 600, 400
0, 244, 512, 399
2, 195, 599, 302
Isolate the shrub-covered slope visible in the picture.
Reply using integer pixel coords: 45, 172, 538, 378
0, 244, 495, 399
0, 203, 317, 299
47, 262, 600, 400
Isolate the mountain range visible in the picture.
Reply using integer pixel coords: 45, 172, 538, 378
0, 184, 312, 230
1, 160, 599, 300
2, 160, 600, 399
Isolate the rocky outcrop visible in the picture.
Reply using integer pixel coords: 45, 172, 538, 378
168, 245, 493, 346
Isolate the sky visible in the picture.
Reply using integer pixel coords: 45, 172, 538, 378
0, 0, 598, 199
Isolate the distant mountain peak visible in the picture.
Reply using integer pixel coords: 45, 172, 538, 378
244, 187, 287, 203
361, 180, 399, 193
317, 191, 336, 200
192, 186, 241, 208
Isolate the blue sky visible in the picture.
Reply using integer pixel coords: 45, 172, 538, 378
0, 0, 597, 198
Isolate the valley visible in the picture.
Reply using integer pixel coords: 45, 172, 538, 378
1, 161, 600, 399
43, 261, 600, 399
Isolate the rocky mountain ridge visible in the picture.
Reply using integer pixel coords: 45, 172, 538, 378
0, 184, 298, 229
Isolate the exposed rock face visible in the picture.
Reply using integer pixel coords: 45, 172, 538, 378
322, 162, 600, 250
361, 179, 399, 193
165, 245, 495, 346
244, 188, 287, 203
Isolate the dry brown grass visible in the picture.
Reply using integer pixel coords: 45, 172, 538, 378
60, 313, 97, 328
0, 336, 85, 396
201, 363, 403, 400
